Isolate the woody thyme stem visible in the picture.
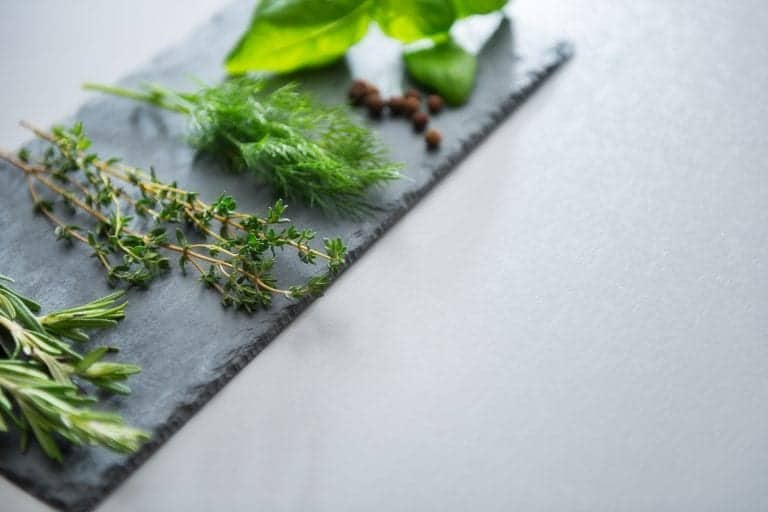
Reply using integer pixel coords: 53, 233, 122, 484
0, 121, 347, 311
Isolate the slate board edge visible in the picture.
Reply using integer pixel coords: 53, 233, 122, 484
1, 41, 573, 512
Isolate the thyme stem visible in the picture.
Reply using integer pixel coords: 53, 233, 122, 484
1, 122, 347, 311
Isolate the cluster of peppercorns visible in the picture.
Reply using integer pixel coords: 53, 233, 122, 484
348, 79, 443, 150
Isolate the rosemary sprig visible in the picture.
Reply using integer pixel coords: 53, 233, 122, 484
83, 78, 402, 216
0, 122, 347, 312
0, 274, 147, 461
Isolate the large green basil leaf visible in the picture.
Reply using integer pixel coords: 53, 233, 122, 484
452, 0, 509, 18
225, 0, 375, 74
374, 0, 456, 43
404, 39, 477, 105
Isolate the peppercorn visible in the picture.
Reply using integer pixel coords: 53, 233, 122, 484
427, 95, 444, 114
348, 79, 369, 105
411, 111, 429, 132
365, 93, 385, 117
404, 88, 421, 101
403, 96, 420, 117
425, 128, 442, 149
387, 96, 406, 116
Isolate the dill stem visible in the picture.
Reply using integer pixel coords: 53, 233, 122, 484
81, 83, 189, 114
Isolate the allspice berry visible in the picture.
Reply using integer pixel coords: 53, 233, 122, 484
365, 93, 385, 117
427, 94, 444, 114
404, 88, 421, 101
425, 128, 442, 149
348, 80, 368, 105
403, 96, 421, 117
411, 111, 429, 132
388, 96, 406, 116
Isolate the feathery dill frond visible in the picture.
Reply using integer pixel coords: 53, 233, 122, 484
84, 78, 401, 216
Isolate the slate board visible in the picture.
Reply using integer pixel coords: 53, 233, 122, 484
0, 2, 571, 510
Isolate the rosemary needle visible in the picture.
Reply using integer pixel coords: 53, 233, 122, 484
0, 274, 147, 461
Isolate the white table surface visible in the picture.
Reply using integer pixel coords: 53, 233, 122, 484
1, 1, 767, 510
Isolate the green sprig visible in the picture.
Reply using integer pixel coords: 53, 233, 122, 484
0, 275, 147, 461
0, 122, 348, 312
84, 78, 401, 216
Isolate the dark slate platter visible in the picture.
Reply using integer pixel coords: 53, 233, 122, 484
0, 2, 571, 510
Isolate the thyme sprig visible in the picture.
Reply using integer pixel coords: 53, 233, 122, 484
84, 78, 402, 216
0, 274, 147, 461
0, 122, 347, 312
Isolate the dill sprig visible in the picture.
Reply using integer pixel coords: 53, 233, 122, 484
0, 122, 347, 312
0, 274, 148, 461
83, 78, 401, 216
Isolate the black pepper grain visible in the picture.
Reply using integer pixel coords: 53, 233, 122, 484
404, 88, 421, 101
387, 96, 406, 116
427, 94, 444, 114
365, 93, 385, 117
411, 111, 429, 132
348, 80, 368, 105
403, 96, 421, 117
425, 128, 442, 149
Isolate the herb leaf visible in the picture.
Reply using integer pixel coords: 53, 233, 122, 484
225, 0, 375, 74
374, 0, 456, 43
404, 39, 477, 105
0, 281, 147, 460
452, 0, 509, 18
0, 122, 349, 311
85, 78, 401, 216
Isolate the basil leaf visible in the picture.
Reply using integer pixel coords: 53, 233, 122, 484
225, 0, 375, 74
374, 0, 456, 43
452, 0, 509, 18
404, 39, 477, 105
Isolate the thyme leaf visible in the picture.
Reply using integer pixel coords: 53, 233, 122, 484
0, 122, 348, 312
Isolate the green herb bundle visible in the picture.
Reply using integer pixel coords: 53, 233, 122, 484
224, 0, 510, 105
0, 275, 147, 461
0, 122, 346, 312
83, 78, 401, 216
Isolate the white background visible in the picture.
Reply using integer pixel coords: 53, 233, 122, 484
1, 1, 767, 510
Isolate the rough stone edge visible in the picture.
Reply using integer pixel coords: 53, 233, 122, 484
2, 41, 573, 512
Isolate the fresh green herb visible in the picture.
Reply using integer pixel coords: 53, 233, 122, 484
224, 0, 509, 105
374, 0, 457, 43
83, 78, 401, 216
453, 0, 509, 16
0, 122, 347, 312
0, 274, 147, 461
403, 40, 477, 106
226, 0, 376, 74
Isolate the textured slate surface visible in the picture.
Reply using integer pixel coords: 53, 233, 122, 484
0, 2, 571, 511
